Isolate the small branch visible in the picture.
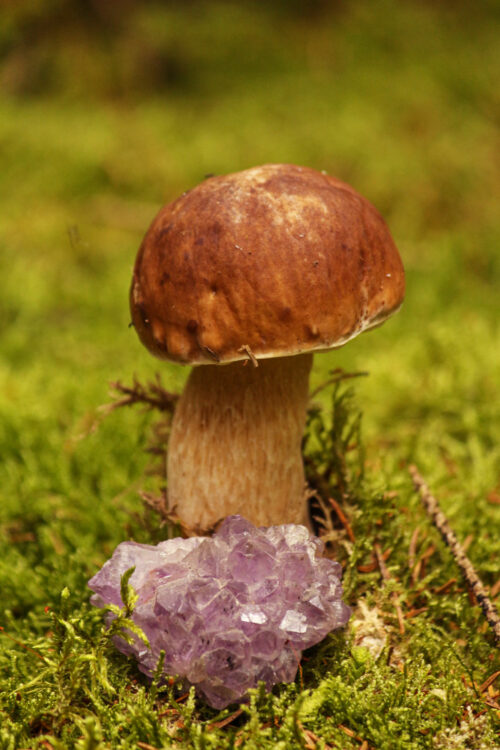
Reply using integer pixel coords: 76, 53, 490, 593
139, 490, 170, 521
207, 708, 244, 731
0, 626, 47, 661
309, 368, 368, 400
139, 491, 194, 538
433, 578, 457, 595
328, 497, 355, 543
237, 344, 259, 368
479, 670, 500, 693
409, 464, 500, 646
105, 376, 179, 414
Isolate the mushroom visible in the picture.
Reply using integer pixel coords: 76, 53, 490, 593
130, 164, 405, 533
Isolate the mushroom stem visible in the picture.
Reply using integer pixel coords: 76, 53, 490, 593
167, 353, 313, 533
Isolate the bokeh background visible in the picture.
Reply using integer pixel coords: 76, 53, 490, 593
1, 0, 498, 476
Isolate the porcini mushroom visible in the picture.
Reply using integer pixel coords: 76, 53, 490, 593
130, 164, 405, 533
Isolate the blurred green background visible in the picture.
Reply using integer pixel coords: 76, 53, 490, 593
0, 1, 499, 743
1, 0, 498, 473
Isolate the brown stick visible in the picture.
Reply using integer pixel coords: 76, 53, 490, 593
328, 497, 356, 543
106, 376, 179, 414
237, 344, 259, 368
308, 368, 368, 399
409, 464, 500, 646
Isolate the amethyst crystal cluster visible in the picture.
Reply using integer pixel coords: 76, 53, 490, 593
88, 515, 351, 709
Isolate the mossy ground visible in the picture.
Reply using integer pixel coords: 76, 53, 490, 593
1, 1, 499, 747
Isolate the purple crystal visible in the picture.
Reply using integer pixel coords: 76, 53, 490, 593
88, 515, 351, 709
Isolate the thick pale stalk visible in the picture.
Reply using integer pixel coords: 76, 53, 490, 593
167, 353, 313, 533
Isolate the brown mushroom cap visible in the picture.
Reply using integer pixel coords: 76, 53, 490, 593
130, 164, 405, 365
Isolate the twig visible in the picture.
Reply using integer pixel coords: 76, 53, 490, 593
301, 726, 335, 750
433, 578, 457, 595
328, 497, 355, 543
237, 344, 259, 368
105, 376, 179, 414
409, 464, 500, 646
310, 491, 336, 538
309, 368, 368, 400
357, 547, 391, 574
0, 627, 47, 661
139, 491, 200, 538
139, 490, 170, 521
374, 543, 405, 635
479, 670, 500, 693
338, 724, 373, 748
207, 708, 244, 730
